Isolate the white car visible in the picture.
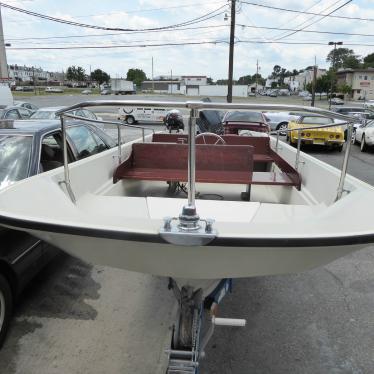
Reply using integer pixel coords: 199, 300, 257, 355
352, 120, 374, 152
45, 86, 64, 93
30, 106, 104, 130
364, 100, 374, 109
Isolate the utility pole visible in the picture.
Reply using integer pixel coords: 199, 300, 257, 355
227, 0, 236, 103
0, 5, 9, 80
255, 59, 259, 94
311, 57, 317, 107
328, 41, 343, 109
32, 66, 36, 95
170, 69, 173, 95
151, 56, 154, 92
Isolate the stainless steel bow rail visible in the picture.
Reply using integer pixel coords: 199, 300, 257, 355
57, 110, 155, 203
57, 99, 355, 234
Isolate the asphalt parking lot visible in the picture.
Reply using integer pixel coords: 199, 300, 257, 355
0, 94, 373, 374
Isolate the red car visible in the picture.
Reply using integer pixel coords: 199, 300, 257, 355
222, 111, 270, 135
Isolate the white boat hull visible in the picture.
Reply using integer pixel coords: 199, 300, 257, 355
1, 117, 374, 283
5, 227, 365, 279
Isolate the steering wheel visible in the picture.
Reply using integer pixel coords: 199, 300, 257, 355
195, 132, 226, 145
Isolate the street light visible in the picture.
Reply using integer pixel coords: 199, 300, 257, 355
328, 41, 343, 109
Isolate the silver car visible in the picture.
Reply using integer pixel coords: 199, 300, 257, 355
263, 112, 298, 132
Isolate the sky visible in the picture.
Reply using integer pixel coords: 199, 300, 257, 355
1, 0, 374, 80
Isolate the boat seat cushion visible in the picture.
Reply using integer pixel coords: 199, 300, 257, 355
113, 143, 254, 184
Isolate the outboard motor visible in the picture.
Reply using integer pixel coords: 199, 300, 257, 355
164, 109, 184, 133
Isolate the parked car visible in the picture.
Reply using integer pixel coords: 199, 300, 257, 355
0, 106, 34, 120
331, 97, 344, 105
30, 107, 104, 131
287, 115, 345, 151
263, 112, 298, 132
81, 89, 92, 95
222, 111, 270, 135
303, 95, 312, 101
100, 89, 112, 95
45, 87, 64, 93
352, 120, 374, 152
364, 100, 374, 109
298, 91, 310, 97
14, 101, 39, 113
0, 119, 116, 348
332, 106, 368, 115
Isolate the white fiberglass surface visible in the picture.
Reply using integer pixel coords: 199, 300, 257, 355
0, 134, 374, 240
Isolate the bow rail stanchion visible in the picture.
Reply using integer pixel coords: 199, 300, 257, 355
335, 122, 354, 201
56, 110, 155, 202
59, 115, 76, 204
159, 103, 217, 246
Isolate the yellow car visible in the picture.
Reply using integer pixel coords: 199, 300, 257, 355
287, 115, 345, 151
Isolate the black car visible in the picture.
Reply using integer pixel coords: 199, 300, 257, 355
0, 119, 116, 348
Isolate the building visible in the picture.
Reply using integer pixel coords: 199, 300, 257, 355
284, 68, 327, 91
336, 68, 374, 100
7, 64, 63, 85
141, 75, 208, 95
141, 80, 181, 94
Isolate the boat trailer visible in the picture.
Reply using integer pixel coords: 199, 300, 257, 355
165, 278, 246, 373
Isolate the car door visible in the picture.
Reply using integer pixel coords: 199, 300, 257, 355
17, 108, 33, 119
355, 123, 365, 142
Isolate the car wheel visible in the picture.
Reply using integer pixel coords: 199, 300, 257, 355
0, 274, 12, 349
126, 116, 135, 125
337, 145, 343, 152
277, 122, 288, 135
361, 135, 369, 152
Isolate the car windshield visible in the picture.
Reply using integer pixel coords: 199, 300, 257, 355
299, 116, 334, 125
0, 135, 32, 190
224, 111, 263, 123
30, 111, 57, 120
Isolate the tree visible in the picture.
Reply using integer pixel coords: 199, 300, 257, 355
306, 71, 334, 96
252, 73, 266, 86
90, 69, 110, 84
207, 77, 214, 85
126, 68, 147, 86
338, 83, 352, 96
363, 53, 374, 68
66, 65, 86, 82
271, 65, 281, 79
237, 75, 253, 85
326, 48, 361, 69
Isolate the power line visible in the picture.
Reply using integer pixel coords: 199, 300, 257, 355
270, 0, 345, 41
5, 24, 228, 42
236, 23, 374, 38
241, 1, 374, 22
7, 39, 374, 50
274, 0, 352, 41
7, 41, 227, 50
258, 0, 324, 40
72, 1, 226, 18
0, 2, 228, 32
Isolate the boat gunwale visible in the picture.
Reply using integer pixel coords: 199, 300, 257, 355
1, 212, 374, 248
